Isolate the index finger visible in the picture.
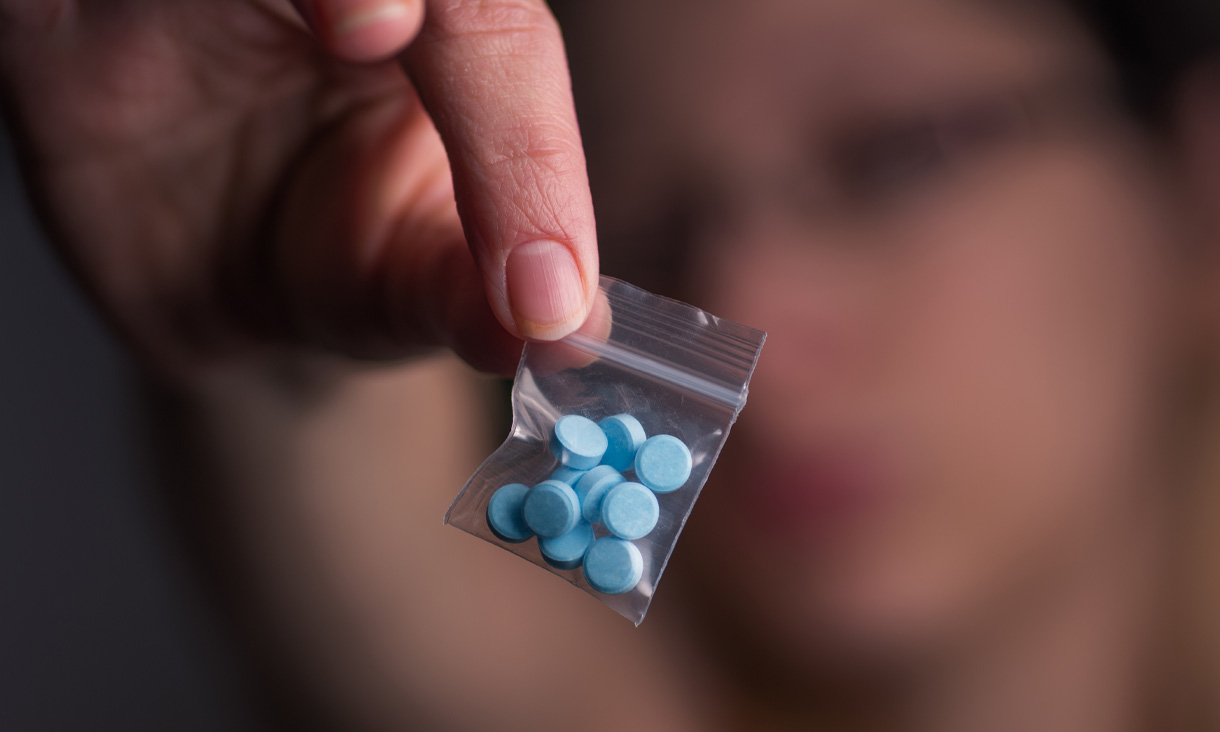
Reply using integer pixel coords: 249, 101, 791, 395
401, 0, 598, 341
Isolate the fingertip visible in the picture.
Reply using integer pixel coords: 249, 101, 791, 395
300, 0, 424, 63
504, 239, 594, 342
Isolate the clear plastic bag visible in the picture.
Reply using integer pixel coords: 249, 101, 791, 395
445, 276, 766, 624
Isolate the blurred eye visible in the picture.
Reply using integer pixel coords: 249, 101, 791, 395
940, 96, 1029, 150
832, 119, 948, 205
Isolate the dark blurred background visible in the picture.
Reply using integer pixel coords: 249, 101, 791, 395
0, 125, 259, 731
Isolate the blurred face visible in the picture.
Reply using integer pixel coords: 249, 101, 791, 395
579, 0, 1206, 668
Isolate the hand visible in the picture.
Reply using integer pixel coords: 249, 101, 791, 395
0, 0, 598, 378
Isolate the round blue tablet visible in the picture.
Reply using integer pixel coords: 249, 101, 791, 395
583, 537, 644, 595
523, 480, 582, 538
572, 465, 625, 524
633, 434, 693, 493
549, 465, 589, 485
486, 483, 533, 543
550, 415, 608, 470
599, 414, 647, 472
600, 482, 660, 540
539, 520, 594, 570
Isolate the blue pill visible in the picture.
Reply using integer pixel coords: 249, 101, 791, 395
572, 465, 626, 523
486, 483, 533, 543
523, 480, 582, 538
599, 414, 647, 472
539, 520, 595, 570
634, 434, 693, 494
550, 415, 608, 470
583, 537, 644, 595
549, 465, 589, 485
600, 482, 660, 541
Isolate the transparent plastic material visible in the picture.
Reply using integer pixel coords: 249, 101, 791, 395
445, 276, 766, 624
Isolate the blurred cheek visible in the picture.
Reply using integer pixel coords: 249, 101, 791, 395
682, 145, 1183, 654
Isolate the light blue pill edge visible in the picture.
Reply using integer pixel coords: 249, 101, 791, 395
549, 465, 589, 485
583, 537, 644, 595
539, 521, 594, 568
573, 466, 622, 520
522, 480, 581, 538
579, 471, 627, 524
634, 434, 693, 494
600, 482, 660, 541
550, 415, 609, 470
487, 483, 534, 543
599, 414, 647, 472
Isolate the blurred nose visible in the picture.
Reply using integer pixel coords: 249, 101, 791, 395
699, 211, 893, 423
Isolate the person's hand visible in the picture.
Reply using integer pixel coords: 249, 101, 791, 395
0, 0, 598, 378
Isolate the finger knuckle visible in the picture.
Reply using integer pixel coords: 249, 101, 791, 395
480, 117, 583, 178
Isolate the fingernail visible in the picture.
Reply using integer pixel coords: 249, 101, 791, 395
505, 240, 588, 340
334, 1, 409, 34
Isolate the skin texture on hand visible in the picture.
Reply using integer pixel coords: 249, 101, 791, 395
0, 0, 598, 379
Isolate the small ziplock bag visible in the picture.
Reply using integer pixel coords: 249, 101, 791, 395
445, 276, 766, 624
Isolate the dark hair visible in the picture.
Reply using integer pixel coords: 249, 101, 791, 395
1065, 0, 1220, 123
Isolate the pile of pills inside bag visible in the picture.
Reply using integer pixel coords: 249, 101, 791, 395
486, 414, 693, 595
